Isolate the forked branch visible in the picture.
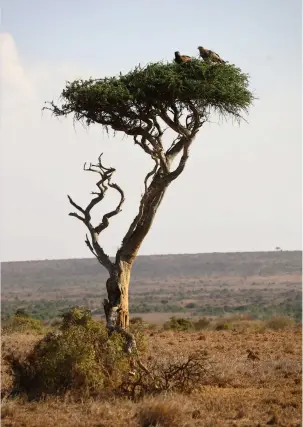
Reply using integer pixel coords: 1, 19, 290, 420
67, 153, 125, 272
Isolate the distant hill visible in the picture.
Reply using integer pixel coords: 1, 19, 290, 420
1, 251, 302, 321
2, 250, 302, 286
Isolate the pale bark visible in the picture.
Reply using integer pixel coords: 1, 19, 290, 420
103, 260, 137, 352
104, 260, 131, 329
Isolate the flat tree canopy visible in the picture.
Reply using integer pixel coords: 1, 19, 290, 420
50, 60, 252, 132
47, 58, 254, 340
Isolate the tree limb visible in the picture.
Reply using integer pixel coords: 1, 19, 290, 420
68, 211, 85, 222
118, 157, 159, 250
67, 195, 85, 216
166, 103, 204, 161
166, 135, 188, 161
67, 154, 125, 272
116, 105, 203, 264
116, 172, 168, 264
85, 233, 99, 258
159, 105, 189, 138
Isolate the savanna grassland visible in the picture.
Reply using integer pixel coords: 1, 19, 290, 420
1, 317, 302, 426
1, 251, 302, 426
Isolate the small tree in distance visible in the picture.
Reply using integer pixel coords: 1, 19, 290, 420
47, 57, 254, 349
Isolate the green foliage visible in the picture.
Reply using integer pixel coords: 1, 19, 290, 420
2, 297, 301, 324
162, 316, 211, 332
48, 60, 253, 132
163, 317, 194, 332
2, 314, 44, 334
1, 299, 80, 322
6, 308, 147, 397
60, 306, 92, 330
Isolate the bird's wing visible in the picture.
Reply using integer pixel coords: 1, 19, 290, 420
213, 51, 225, 62
208, 50, 219, 58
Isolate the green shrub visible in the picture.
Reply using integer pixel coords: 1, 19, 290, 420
2, 314, 44, 334
265, 316, 295, 331
60, 306, 92, 330
6, 307, 147, 398
163, 317, 193, 332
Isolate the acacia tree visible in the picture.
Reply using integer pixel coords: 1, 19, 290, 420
47, 58, 253, 343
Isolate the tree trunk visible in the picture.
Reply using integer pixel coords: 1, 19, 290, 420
103, 260, 138, 353
104, 260, 132, 330
116, 260, 131, 329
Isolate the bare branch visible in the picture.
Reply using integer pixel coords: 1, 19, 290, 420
134, 135, 154, 156
66, 154, 127, 272
85, 234, 99, 258
167, 138, 191, 182
67, 195, 85, 215
166, 135, 188, 161
151, 116, 163, 137
166, 104, 204, 162
170, 103, 182, 125
133, 132, 169, 175
159, 105, 189, 138
95, 182, 125, 234
69, 212, 85, 222
144, 158, 159, 194
186, 101, 204, 134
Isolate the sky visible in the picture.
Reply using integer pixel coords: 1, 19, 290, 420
0, 0, 302, 262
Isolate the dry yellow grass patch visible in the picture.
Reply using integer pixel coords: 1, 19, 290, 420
1, 325, 302, 427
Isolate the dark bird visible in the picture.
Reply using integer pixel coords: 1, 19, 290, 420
198, 46, 226, 64
174, 51, 192, 64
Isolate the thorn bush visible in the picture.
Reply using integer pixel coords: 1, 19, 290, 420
5, 307, 146, 398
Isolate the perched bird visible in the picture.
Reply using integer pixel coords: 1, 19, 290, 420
198, 46, 226, 64
174, 51, 192, 64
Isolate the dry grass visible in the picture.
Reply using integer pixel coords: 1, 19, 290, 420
1, 332, 41, 391
136, 396, 189, 426
1, 324, 302, 427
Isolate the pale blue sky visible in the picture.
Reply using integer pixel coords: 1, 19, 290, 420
0, 0, 302, 261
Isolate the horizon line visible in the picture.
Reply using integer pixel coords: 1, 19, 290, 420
1, 248, 302, 264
